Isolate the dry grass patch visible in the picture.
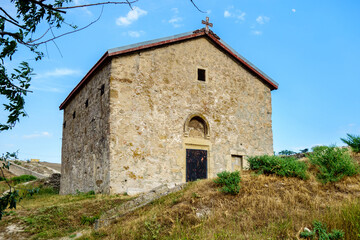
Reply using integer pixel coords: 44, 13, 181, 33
80, 172, 360, 240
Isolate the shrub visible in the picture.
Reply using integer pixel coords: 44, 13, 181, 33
300, 220, 344, 240
10, 175, 37, 184
308, 146, 358, 183
341, 133, 360, 153
247, 155, 308, 180
213, 171, 241, 195
0, 176, 6, 181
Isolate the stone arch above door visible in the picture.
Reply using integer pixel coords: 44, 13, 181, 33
184, 114, 210, 139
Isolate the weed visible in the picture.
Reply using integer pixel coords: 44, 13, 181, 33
213, 171, 241, 195
192, 192, 200, 198
341, 134, 360, 153
308, 146, 358, 183
143, 217, 162, 240
91, 230, 108, 239
0, 176, 6, 181
80, 215, 99, 225
300, 220, 344, 239
247, 155, 308, 179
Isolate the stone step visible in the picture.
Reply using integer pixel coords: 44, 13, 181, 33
94, 182, 186, 230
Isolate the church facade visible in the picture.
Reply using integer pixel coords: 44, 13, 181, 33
59, 28, 278, 195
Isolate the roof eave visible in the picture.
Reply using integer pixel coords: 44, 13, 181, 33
59, 29, 278, 110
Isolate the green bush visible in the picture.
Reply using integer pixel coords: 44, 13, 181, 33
0, 176, 6, 181
213, 171, 241, 195
308, 146, 358, 183
247, 155, 308, 180
300, 220, 344, 240
341, 133, 360, 153
10, 175, 37, 184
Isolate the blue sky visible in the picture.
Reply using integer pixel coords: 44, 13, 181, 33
1, 0, 359, 163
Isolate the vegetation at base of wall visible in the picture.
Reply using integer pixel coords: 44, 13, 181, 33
0, 176, 6, 182
300, 220, 344, 240
341, 134, 360, 153
213, 171, 241, 195
2, 173, 360, 239
247, 155, 308, 179
10, 175, 37, 185
308, 146, 358, 183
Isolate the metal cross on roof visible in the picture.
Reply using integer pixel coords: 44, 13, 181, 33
201, 17, 213, 33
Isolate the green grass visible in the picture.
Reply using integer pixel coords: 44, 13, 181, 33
247, 155, 308, 179
10, 175, 37, 184
0, 186, 132, 240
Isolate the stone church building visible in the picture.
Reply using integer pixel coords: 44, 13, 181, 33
59, 27, 278, 195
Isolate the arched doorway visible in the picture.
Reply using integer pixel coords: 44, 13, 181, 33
184, 114, 210, 182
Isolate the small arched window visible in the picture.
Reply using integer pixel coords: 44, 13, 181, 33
184, 114, 210, 139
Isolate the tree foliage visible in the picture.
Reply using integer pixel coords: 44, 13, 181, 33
341, 133, 360, 153
0, 0, 139, 130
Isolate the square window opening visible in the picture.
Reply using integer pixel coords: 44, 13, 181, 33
197, 68, 206, 81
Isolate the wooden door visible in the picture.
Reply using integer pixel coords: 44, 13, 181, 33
186, 149, 207, 182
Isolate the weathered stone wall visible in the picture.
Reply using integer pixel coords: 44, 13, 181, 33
60, 62, 111, 194
108, 37, 273, 194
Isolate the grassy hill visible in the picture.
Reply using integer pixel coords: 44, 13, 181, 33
1, 152, 360, 239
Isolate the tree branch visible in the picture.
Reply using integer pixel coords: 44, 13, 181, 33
0, 7, 19, 24
25, 6, 104, 46
55, 0, 138, 10
0, 15, 26, 30
190, 0, 206, 13
26, 26, 53, 45
27, 0, 66, 14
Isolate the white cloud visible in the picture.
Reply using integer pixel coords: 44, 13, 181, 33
23, 132, 51, 139
126, 30, 145, 38
223, 8, 246, 22
73, 0, 92, 15
224, 10, 231, 18
35, 68, 81, 79
251, 30, 262, 36
169, 17, 183, 28
256, 16, 270, 24
292, 9, 296, 13
116, 7, 147, 26
168, 9, 184, 28
171, 8, 179, 14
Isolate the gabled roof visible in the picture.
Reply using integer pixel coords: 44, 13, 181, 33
59, 28, 278, 110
